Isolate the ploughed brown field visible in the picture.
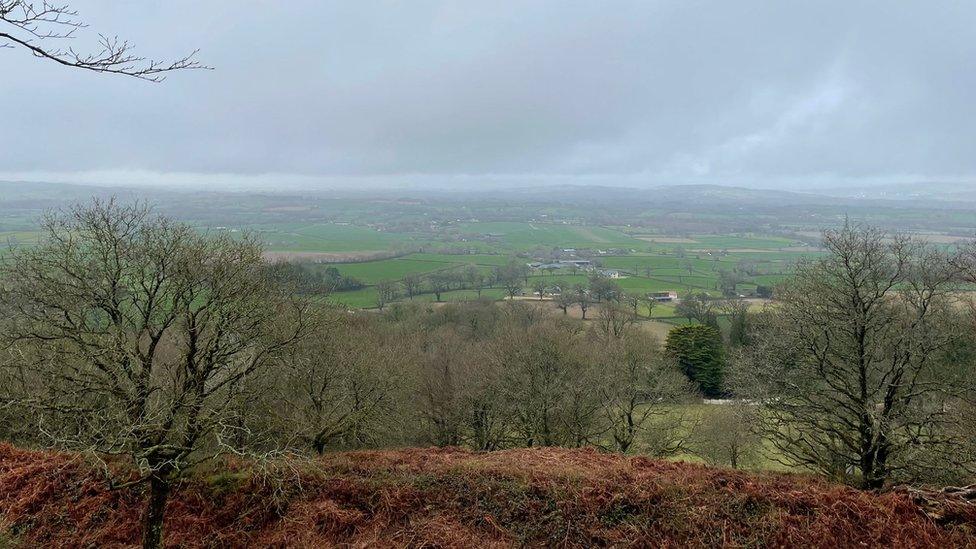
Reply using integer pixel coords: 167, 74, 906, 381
0, 444, 973, 548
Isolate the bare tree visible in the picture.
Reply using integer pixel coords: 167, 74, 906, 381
1, 1, 207, 81
457, 343, 510, 450
598, 333, 692, 453
555, 286, 574, 315
532, 278, 548, 300
492, 321, 595, 447
561, 358, 605, 447
597, 300, 634, 340
0, 201, 307, 548
428, 271, 452, 302
402, 273, 422, 300
588, 273, 621, 303
574, 283, 590, 320
690, 404, 760, 469
720, 298, 751, 347
415, 329, 468, 446
623, 293, 641, 317
675, 292, 717, 327
495, 260, 527, 300
270, 313, 400, 454
463, 265, 485, 298
716, 269, 744, 297
642, 409, 697, 458
734, 225, 973, 489
644, 294, 656, 317
374, 280, 398, 310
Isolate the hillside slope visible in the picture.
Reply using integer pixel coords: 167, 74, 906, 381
0, 444, 973, 548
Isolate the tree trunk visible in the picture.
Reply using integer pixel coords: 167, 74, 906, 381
860, 443, 888, 490
313, 436, 327, 455
142, 475, 172, 549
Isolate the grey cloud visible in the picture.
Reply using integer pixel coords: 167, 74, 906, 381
2, 0, 975, 188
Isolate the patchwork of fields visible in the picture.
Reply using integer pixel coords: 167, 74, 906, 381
249, 223, 410, 252
0, 222, 817, 304
317, 258, 797, 309
454, 221, 648, 249
239, 221, 819, 309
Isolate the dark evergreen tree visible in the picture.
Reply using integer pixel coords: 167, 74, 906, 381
664, 324, 725, 397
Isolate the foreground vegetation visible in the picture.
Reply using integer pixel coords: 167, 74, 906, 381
1, 444, 973, 547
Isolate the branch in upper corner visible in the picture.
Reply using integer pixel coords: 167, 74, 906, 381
0, 1, 210, 81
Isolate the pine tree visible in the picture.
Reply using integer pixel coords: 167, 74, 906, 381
664, 324, 725, 397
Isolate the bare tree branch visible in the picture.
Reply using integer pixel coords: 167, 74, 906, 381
1, 1, 209, 81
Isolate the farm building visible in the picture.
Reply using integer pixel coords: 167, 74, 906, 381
529, 259, 594, 271
530, 262, 565, 270
650, 290, 678, 302
560, 259, 593, 268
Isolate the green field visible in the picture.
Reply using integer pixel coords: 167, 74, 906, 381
329, 287, 379, 308
321, 258, 453, 284
289, 226, 822, 308
0, 230, 43, 248
456, 222, 646, 250
330, 286, 508, 308
256, 223, 409, 252
406, 253, 513, 266
528, 273, 711, 294
688, 235, 801, 249
321, 255, 501, 286
1, 217, 817, 309
0, 230, 44, 261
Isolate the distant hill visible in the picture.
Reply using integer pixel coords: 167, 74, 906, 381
0, 443, 972, 547
0, 181, 148, 216
478, 183, 836, 206
472, 183, 958, 211
4, 181, 975, 236
1, 180, 968, 210
818, 182, 976, 203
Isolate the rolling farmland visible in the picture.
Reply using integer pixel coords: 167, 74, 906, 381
238, 220, 819, 308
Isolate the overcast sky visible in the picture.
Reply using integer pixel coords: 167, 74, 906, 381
3, 1, 975, 190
